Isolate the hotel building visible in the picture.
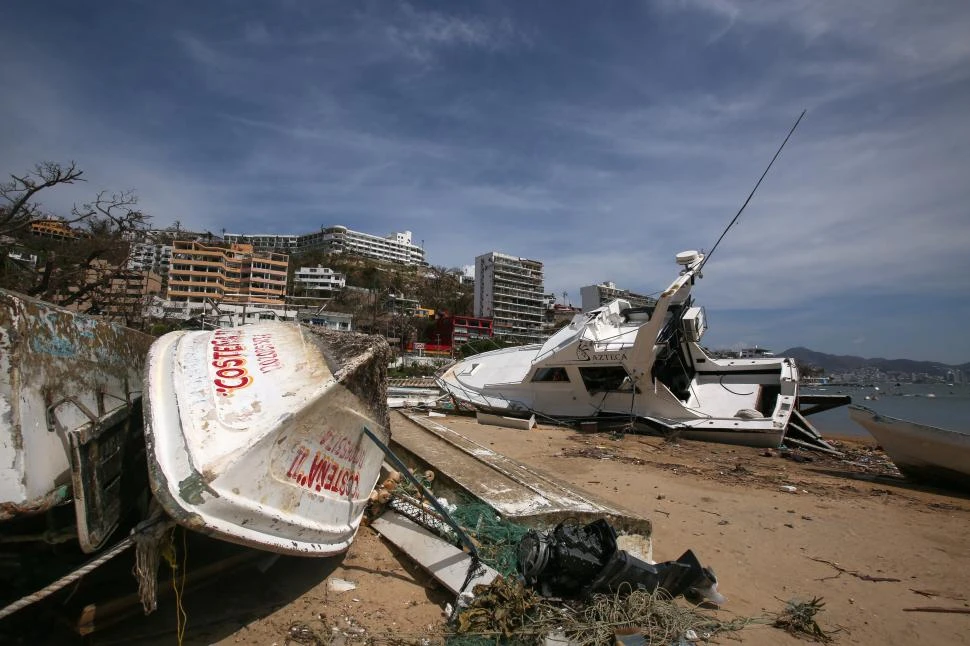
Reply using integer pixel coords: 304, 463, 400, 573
474, 252, 545, 345
166, 240, 289, 305
224, 226, 426, 266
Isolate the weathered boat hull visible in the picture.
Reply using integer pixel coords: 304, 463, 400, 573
848, 405, 970, 491
144, 323, 391, 556
0, 289, 153, 552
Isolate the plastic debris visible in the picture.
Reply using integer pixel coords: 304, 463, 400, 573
326, 577, 358, 593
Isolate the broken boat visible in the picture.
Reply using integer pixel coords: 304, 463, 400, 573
849, 404, 970, 491
144, 322, 391, 555
438, 111, 847, 452
438, 250, 844, 452
0, 289, 154, 555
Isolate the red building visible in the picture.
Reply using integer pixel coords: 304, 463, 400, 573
433, 314, 494, 347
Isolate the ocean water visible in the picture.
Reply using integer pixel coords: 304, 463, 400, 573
803, 383, 970, 437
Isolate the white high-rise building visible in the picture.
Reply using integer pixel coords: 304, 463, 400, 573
474, 252, 545, 345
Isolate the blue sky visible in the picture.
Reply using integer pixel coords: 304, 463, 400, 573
2, 1, 969, 363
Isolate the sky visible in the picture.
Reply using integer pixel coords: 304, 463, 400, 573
2, 1, 969, 363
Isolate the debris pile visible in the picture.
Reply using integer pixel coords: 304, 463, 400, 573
772, 596, 838, 643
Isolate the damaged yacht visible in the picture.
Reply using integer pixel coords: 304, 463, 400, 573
438, 250, 841, 452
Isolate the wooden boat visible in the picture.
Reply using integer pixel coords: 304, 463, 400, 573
849, 405, 970, 491
144, 322, 391, 555
0, 289, 153, 553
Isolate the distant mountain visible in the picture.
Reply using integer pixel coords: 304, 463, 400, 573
780, 347, 967, 376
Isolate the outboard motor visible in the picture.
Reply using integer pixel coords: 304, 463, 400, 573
516, 519, 725, 604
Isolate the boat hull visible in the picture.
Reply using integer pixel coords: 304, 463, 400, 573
1, 289, 152, 553
848, 405, 970, 491
144, 323, 391, 556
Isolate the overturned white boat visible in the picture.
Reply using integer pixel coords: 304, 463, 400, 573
144, 322, 391, 555
849, 405, 970, 491
439, 251, 841, 451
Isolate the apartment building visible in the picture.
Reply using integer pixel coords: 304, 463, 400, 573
474, 252, 545, 345
29, 219, 80, 241
222, 233, 300, 254
293, 265, 346, 299
580, 281, 656, 312
301, 226, 426, 265
222, 226, 427, 266
433, 314, 493, 346
128, 242, 173, 276
166, 240, 289, 305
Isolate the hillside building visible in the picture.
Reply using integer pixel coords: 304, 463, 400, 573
580, 281, 656, 312
293, 265, 346, 299
166, 240, 289, 306
474, 252, 545, 345
223, 226, 427, 266
128, 242, 173, 276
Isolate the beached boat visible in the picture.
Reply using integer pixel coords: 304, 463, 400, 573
144, 322, 391, 555
848, 405, 970, 491
0, 289, 154, 554
438, 251, 841, 451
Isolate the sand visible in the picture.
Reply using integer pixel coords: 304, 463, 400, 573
88, 412, 970, 645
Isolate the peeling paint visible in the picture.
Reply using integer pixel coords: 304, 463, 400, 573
178, 471, 220, 505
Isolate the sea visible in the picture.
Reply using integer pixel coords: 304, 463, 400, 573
803, 383, 970, 437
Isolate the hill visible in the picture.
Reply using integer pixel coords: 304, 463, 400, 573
780, 347, 968, 377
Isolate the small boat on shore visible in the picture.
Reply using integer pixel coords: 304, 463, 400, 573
848, 405, 970, 491
438, 251, 842, 452
1, 290, 154, 553
144, 322, 391, 555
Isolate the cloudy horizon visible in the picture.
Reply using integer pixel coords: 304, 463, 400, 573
2, 1, 969, 363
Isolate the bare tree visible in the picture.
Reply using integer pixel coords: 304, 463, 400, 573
0, 161, 85, 236
0, 162, 151, 310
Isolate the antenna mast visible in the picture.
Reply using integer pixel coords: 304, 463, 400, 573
700, 110, 806, 270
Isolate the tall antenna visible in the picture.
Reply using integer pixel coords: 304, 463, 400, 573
700, 110, 806, 271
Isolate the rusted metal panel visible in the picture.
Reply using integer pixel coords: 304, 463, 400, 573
144, 322, 391, 556
0, 289, 153, 551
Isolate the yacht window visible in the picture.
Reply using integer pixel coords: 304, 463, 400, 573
578, 366, 636, 393
532, 367, 570, 383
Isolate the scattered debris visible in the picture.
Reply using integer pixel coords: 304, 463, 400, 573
808, 556, 902, 582
910, 589, 968, 601
286, 621, 330, 645
561, 446, 646, 465
772, 597, 837, 643
780, 485, 798, 493
451, 582, 751, 646
327, 578, 358, 593
903, 606, 970, 614
454, 575, 541, 638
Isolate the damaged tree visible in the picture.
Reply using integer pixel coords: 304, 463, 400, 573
0, 161, 151, 317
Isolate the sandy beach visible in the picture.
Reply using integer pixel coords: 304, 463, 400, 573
79, 411, 970, 645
